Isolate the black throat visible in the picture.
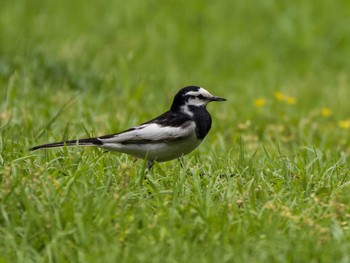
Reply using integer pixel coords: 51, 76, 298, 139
186, 105, 212, 140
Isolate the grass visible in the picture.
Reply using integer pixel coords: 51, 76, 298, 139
1, 0, 350, 262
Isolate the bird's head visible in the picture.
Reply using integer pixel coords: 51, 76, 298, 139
171, 86, 226, 112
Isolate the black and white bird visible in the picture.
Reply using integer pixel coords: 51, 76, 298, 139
30, 86, 226, 169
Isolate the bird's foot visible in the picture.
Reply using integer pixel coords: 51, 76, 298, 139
146, 160, 155, 172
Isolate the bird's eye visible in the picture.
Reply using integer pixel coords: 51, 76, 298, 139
197, 95, 205, 100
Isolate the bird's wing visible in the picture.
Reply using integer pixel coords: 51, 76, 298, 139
98, 112, 195, 144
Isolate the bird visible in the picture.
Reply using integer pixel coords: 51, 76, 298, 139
30, 86, 226, 170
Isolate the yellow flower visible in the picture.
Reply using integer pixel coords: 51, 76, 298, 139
274, 91, 285, 101
254, 98, 266, 107
338, 120, 350, 129
321, 108, 332, 117
274, 91, 297, 105
285, 96, 297, 105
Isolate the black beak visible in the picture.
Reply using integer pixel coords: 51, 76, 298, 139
210, 96, 226, 102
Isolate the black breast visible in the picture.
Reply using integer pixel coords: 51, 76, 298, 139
189, 106, 212, 140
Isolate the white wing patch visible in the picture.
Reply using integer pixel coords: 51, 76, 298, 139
99, 122, 196, 144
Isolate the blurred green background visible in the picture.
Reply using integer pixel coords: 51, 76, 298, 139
1, 1, 350, 262
2, 0, 350, 96
1, 0, 350, 145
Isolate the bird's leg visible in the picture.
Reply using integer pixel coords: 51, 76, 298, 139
178, 156, 186, 169
179, 156, 192, 175
146, 160, 155, 172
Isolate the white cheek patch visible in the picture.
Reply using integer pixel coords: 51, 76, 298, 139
187, 97, 207, 106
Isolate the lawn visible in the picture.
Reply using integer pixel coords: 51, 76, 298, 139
1, 0, 350, 262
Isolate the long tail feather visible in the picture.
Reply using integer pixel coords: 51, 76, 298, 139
29, 138, 103, 151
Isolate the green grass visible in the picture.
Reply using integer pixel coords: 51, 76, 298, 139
1, 0, 350, 262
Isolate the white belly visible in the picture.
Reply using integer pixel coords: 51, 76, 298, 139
102, 133, 202, 162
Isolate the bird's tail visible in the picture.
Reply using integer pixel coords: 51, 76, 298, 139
29, 138, 103, 151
